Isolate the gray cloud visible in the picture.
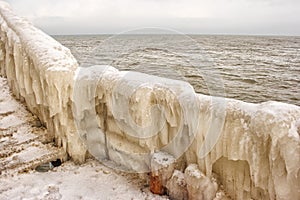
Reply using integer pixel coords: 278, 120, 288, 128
6, 0, 300, 35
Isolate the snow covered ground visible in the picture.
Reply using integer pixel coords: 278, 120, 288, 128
0, 159, 169, 200
0, 76, 168, 200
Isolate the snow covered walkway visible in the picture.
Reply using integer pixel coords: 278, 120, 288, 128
0, 76, 64, 176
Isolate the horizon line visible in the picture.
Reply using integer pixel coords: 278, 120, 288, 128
50, 32, 300, 37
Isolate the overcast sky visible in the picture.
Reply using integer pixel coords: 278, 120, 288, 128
6, 0, 300, 35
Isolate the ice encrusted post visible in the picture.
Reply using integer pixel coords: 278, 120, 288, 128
150, 152, 176, 195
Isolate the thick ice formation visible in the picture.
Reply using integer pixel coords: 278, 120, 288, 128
166, 170, 188, 200
0, 1, 299, 199
184, 164, 218, 200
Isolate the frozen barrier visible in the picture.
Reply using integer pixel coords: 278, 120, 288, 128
0, 1, 86, 162
0, 1, 299, 199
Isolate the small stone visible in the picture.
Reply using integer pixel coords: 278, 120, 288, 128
35, 119, 42, 127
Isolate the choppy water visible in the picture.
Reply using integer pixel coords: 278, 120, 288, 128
54, 35, 300, 106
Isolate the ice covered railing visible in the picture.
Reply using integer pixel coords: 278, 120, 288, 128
0, 1, 299, 199
0, 1, 86, 161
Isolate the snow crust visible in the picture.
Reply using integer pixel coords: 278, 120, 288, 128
0, 160, 169, 200
0, 1, 299, 199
